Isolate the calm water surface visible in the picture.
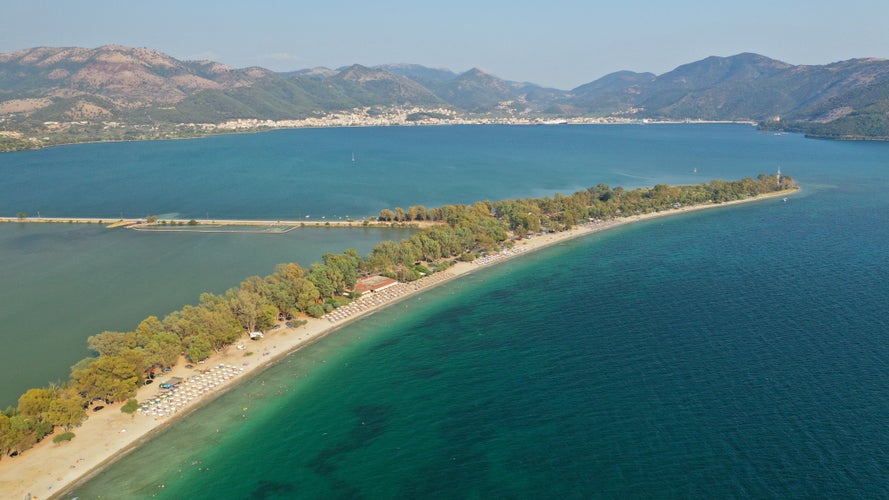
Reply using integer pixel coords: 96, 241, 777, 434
0, 225, 414, 406
4, 125, 887, 497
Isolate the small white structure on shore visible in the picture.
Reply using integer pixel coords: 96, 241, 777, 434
249, 331, 264, 340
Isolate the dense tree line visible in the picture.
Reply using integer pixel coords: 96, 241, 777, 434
380, 174, 794, 235
0, 174, 794, 457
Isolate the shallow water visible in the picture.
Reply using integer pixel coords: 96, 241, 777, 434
74, 194, 889, 497
5, 124, 887, 497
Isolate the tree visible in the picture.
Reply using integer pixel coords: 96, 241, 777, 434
166, 295, 242, 351
240, 275, 271, 297
17, 388, 56, 421
227, 289, 267, 333
343, 248, 365, 271
198, 293, 243, 346
45, 396, 87, 430
185, 334, 213, 362
0, 413, 11, 456
307, 263, 339, 298
394, 207, 407, 222
294, 279, 321, 312
87, 331, 135, 357
408, 205, 427, 221
133, 316, 165, 346
306, 303, 325, 318
6, 415, 38, 453
143, 331, 182, 369
72, 355, 141, 402
256, 304, 278, 332
70, 357, 97, 376
410, 232, 442, 261
271, 262, 306, 283
366, 240, 404, 270
121, 399, 139, 414
265, 262, 318, 316
266, 280, 297, 318
324, 252, 361, 291
378, 209, 395, 221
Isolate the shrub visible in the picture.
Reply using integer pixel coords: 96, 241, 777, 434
53, 432, 75, 444
306, 303, 325, 318
121, 398, 139, 414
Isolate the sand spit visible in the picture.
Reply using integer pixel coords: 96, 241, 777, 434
0, 189, 796, 499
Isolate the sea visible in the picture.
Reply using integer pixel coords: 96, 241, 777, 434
1, 124, 886, 497
0, 224, 416, 406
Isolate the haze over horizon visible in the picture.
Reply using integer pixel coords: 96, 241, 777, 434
2, 0, 888, 90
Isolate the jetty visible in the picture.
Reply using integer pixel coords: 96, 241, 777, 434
0, 216, 139, 227
0, 216, 435, 231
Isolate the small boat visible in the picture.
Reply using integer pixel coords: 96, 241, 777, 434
352, 152, 356, 162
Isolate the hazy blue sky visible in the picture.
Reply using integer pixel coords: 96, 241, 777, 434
3, 0, 887, 89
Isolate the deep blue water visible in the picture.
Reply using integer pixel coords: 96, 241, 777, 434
2, 124, 799, 220
4, 124, 885, 498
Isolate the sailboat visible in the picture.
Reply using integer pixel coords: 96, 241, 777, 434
351, 152, 356, 163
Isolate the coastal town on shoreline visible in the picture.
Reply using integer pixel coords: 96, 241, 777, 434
0, 104, 756, 153
206, 107, 753, 131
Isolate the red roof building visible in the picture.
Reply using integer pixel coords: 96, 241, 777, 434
352, 275, 399, 294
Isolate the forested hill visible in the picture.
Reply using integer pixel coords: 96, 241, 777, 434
1, 45, 888, 150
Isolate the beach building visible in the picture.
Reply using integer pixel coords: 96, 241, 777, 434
352, 275, 399, 294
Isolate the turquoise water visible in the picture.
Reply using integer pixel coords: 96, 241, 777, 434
0, 123, 765, 405
3, 124, 886, 497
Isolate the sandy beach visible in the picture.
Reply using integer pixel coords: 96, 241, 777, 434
0, 189, 795, 499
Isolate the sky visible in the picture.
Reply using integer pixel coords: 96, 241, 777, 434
2, 0, 887, 90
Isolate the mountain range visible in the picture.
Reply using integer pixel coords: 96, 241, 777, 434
1, 45, 888, 149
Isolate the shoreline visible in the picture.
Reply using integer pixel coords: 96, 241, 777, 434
0, 188, 797, 499
1, 120, 760, 155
